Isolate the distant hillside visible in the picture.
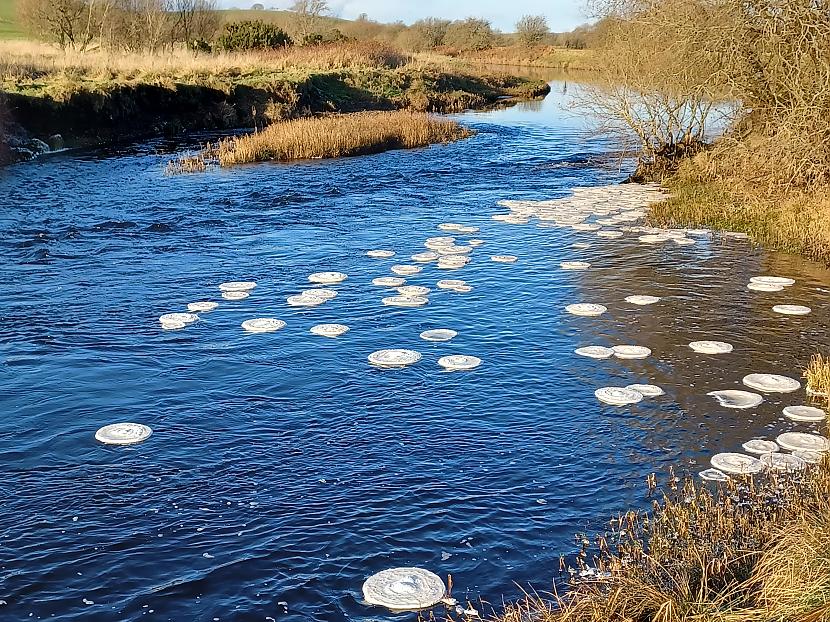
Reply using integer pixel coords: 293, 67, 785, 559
0, 0, 25, 39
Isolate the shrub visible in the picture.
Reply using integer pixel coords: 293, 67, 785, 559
444, 18, 497, 52
217, 20, 292, 51
516, 15, 548, 47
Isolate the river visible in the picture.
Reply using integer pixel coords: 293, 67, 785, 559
1, 79, 829, 621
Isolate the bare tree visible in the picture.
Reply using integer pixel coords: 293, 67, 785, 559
444, 17, 496, 52
289, 0, 328, 42
18, 0, 95, 49
515, 14, 548, 46
170, 0, 219, 45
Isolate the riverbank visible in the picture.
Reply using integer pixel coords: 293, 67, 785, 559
454, 46, 595, 71
0, 41, 550, 165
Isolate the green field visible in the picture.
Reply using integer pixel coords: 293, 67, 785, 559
0, 0, 24, 39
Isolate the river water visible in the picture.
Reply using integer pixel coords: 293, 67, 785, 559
1, 80, 829, 621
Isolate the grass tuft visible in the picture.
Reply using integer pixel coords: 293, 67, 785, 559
805, 355, 830, 403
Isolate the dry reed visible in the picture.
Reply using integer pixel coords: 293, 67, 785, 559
207, 111, 471, 166
805, 355, 830, 404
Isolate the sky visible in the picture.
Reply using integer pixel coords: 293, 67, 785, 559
236, 1, 590, 32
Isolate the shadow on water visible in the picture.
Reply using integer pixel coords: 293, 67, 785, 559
0, 79, 828, 621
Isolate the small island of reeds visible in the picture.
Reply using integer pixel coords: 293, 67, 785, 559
168, 111, 471, 172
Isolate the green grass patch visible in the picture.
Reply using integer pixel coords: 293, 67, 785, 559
0, 0, 25, 39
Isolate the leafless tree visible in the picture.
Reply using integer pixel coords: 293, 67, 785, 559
288, 0, 328, 41
515, 14, 548, 46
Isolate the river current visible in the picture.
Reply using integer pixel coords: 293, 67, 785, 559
1, 80, 829, 621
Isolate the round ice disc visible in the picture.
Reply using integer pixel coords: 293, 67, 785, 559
437, 279, 467, 290
793, 450, 823, 464
160, 320, 186, 330
783, 405, 827, 422
626, 384, 664, 397
699, 468, 729, 482
490, 255, 517, 263
397, 286, 431, 297
575, 346, 614, 359
773, 304, 811, 316
187, 302, 218, 313
612, 345, 651, 359
742, 373, 801, 393
595, 387, 643, 406
219, 281, 256, 292
372, 277, 406, 287
776, 432, 830, 453
438, 223, 464, 232
708, 390, 764, 409
382, 295, 429, 308
411, 252, 439, 263
391, 265, 423, 276
750, 276, 795, 287
437, 355, 482, 371
560, 261, 591, 270
761, 452, 807, 472
689, 341, 733, 355
625, 295, 661, 305
241, 318, 285, 333
367, 250, 395, 259
742, 439, 779, 455
566, 303, 607, 317
310, 323, 349, 338
222, 291, 249, 301
420, 329, 457, 342
710, 452, 763, 475
747, 282, 784, 292
95, 422, 153, 446
309, 272, 347, 284
362, 567, 445, 611
368, 349, 422, 368
159, 313, 198, 325
287, 294, 326, 307
302, 289, 337, 300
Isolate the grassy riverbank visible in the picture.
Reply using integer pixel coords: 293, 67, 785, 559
0, 41, 549, 160
456, 46, 596, 71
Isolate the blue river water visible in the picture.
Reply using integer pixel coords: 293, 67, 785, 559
1, 81, 829, 621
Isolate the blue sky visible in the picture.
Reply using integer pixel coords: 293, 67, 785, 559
229, 1, 590, 32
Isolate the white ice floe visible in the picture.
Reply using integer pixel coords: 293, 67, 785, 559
772, 304, 811, 316
699, 468, 729, 482
626, 384, 664, 397
438, 223, 464, 232
420, 329, 457, 342
222, 291, 249, 301
437, 279, 467, 290
750, 276, 795, 287
566, 303, 607, 317
411, 252, 439, 263
241, 318, 286, 333
742, 373, 801, 393
612, 345, 651, 359
783, 405, 827, 422
747, 282, 784, 292
310, 324, 349, 338
761, 452, 807, 471
438, 355, 482, 371
776, 432, 830, 453
625, 295, 661, 305
160, 320, 185, 330
468, 239, 485, 247
595, 387, 643, 406
575, 346, 614, 359
368, 349, 422, 368
710, 453, 764, 475
95, 422, 153, 446
287, 294, 326, 307
708, 390, 764, 409
159, 313, 198, 325
560, 261, 591, 270
372, 277, 406, 287
391, 265, 423, 276
367, 250, 395, 259
382, 295, 429, 308
309, 272, 347, 284
397, 286, 431, 297
219, 281, 256, 292
689, 341, 733, 355
187, 302, 218, 313
742, 439, 779, 455
362, 567, 446, 611
302, 289, 337, 300
490, 255, 517, 263
793, 450, 823, 464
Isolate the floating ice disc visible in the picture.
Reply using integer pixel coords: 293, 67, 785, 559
453, 285, 473, 293
222, 291, 249, 301
699, 468, 729, 482
420, 329, 457, 342
490, 255, 517, 263
187, 302, 219, 313
159, 313, 198, 325
761, 452, 807, 472
560, 261, 591, 270
309, 272, 347, 284
160, 320, 185, 330
310, 323, 349, 338
367, 250, 395, 259
219, 281, 256, 292
437, 279, 467, 290
368, 349, 422, 368
287, 294, 326, 307
362, 567, 446, 611
575, 346, 614, 359
566, 304, 607, 317
595, 387, 643, 406
689, 341, 733, 355
742, 373, 801, 393
783, 405, 827, 422
742, 439, 779, 455
397, 286, 431, 297
612, 345, 651, 359
372, 277, 406, 287
773, 304, 811, 316
437, 355, 482, 371
793, 450, 823, 464
747, 282, 784, 292
438, 223, 464, 232
708, 390, 764, 409
750, 276, 795, 287
241, 318, 286, 333
710, 453, 764, 475
382, 296, 429, 308
468, 239, 485, 247
411, 252, 439, 263
626, 384, 664, 397
624, 295, 661, 306
776, 432, 830, 453
391, 265, 422, 276
95, 422, 153, 446
302, 289, 338, 301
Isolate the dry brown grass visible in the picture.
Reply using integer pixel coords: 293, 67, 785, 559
491, 454, 830, 622
456, 46, 596, 71
172, 111, 471, 169
805, 355, 830, 403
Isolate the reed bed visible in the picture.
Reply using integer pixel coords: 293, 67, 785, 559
805, 355, 830, 404
191, 111, 472, 167
490, 455, 830, 622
